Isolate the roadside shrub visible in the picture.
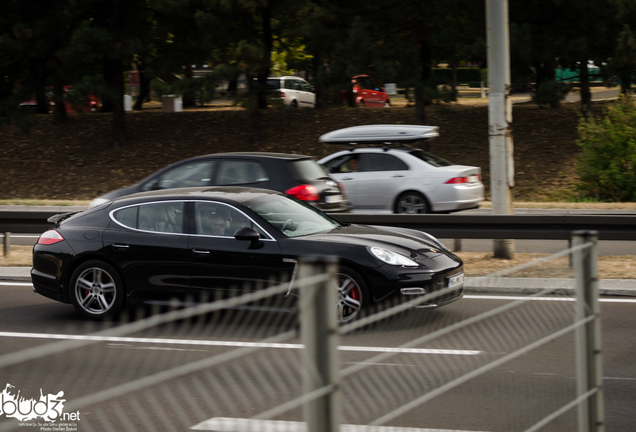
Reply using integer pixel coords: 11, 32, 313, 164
532, 80, 572, 108
576, 96, 636, 201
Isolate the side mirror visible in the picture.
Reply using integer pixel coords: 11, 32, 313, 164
234, 226, 262, 249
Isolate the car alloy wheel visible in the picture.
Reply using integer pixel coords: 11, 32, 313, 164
70, 260, 124, 319
335, 268, 368, 322
396, 192, 429, 214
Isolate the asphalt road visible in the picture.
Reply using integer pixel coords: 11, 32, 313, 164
0, 281, 634, 431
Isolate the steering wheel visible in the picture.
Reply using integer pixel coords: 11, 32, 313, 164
282, 219, 295, 232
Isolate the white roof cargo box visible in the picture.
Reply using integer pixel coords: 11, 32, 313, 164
319, 124, 439, 144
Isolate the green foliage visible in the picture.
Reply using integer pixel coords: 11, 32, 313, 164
532, 81, 573, 107
576, 96, 636, 201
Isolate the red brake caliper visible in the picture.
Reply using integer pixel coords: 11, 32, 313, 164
350, 283, 360, 301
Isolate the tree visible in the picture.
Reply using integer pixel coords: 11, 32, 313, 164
576, 96, 636, 201
609, 0, 636, 94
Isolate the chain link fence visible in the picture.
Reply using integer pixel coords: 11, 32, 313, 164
0, 232, 602, 432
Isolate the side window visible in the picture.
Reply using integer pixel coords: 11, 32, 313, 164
322, 154, 359, 174
113, 206, 138, 228
112, 202, 185, 233
284, 80, 294, 90
142, 160, 214, 191
358, 154, 408, 172
194, 202, 269, 239
215, 160, 269, 185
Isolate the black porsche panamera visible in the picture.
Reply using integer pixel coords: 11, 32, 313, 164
32, 187, 464, 322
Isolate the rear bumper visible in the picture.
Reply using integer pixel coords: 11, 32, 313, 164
31, 268, 68, 303
433, 184, 485, 212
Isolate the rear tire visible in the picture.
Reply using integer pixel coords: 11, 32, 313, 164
395, 191, 429, 214
70, 260, 124, 320
290, 100, 298, 109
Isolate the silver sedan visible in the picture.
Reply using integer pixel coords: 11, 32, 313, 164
318, 125, 484, 214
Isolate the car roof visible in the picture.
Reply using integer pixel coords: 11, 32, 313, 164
183, 152, 313, 162
319, 125, 439, 145
114, 186, 280, 206
267, 76, 305, 80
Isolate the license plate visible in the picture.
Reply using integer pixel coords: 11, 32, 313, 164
447, 273, 464, 288
325, 194, 343, 203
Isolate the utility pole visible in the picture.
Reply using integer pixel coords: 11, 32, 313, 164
486, 0, 515, 259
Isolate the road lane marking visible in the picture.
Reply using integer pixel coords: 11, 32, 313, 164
191, 417, 488, 431
0, 332, 480, 356
465, 295, 636, 303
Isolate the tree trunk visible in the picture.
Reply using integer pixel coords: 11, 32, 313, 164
52, 82, 68, 125
134, 68, 151, 110
183, 64, 196, 108
35, 84, 50, 114
312, 55, 326, 109
579, 60, 592, 113
450, 61, 457, 92
410, 0, 430, 125
620, 67, 632, 95
111, 58, 126, 145
256, 4, 273, 110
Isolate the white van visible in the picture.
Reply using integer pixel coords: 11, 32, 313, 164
266, 76, 315, 108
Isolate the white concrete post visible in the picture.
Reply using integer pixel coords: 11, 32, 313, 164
486, 0, 515, 259
573, 231, 604, 432
300, 257, 340, 432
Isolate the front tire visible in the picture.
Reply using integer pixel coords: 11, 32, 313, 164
335, 267, 369, 322
70, 260, 124, 320
395, 191, 429, 214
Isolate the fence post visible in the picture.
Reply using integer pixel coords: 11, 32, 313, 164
572, 230, 604, 432
3, 232, 10, 256
299, 257, 340, 432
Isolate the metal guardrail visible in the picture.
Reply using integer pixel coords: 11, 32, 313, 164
330, 213, 636, 241
1, 210, 636, 240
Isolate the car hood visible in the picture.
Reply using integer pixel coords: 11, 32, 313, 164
303, 224, 459, 265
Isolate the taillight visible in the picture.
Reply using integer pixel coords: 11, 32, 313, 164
37, 230, 65, 245
337, 182, 347, 198
286, 185, 320, 201
280, 92, 286, 97
445, 177, 468, 184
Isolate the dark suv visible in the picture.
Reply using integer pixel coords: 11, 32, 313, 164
89, 152, 350, 212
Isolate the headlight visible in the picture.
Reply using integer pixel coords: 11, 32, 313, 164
88, 198, 110, 208
369, 247, 418, 267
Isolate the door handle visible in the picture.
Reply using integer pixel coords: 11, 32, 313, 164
391, 175, 404, 178
341, 177, 354, 181
112, 244, 129, 249
192, 249, 210, 255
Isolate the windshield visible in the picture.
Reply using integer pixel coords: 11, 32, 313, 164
408, 149, 453, 167
245, 194, 341, 238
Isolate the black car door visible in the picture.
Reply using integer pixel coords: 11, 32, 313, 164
104, 201, 191, 302
187, 201, 295, 300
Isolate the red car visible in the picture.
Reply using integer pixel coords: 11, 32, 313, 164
352, 75, 391, 107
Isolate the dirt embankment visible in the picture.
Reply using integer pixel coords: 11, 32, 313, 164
1, 102, 589, 201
